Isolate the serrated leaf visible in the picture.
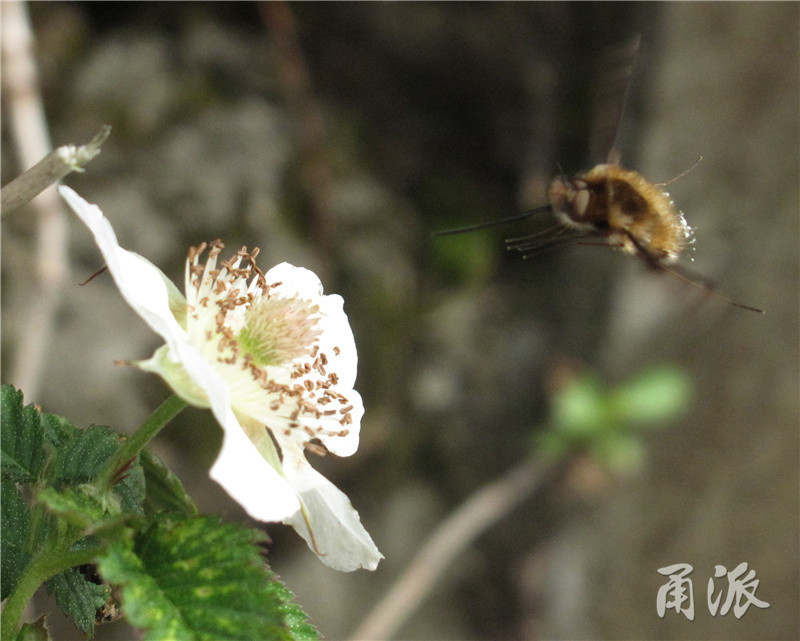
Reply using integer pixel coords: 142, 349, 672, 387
14, 616, 51, 641
40, 411, 80, 450
45, 566, 110, 634
52, 425, 120, 486
270, 582, 319, 641
115, 462, 146, 516
98, 515, 319, 641
1, 478, 32, 599
140, 450, 197, 517
51, 424, 145, 516
37, 486, 109, 529
36, 487, 138, 546
1, 385, 46, 482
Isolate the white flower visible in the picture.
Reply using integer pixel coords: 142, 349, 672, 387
59, 186, 382, 571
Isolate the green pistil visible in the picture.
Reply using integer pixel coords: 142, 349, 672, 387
236, 296, 322, 367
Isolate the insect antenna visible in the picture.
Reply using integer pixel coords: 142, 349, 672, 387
434, 204, 552, 237
654, 156, 703, 187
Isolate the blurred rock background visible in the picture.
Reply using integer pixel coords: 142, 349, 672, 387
2, 2, 797, 639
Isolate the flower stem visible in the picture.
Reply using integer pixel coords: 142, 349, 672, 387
0, 544, 103, 641
98, 394, 188, 487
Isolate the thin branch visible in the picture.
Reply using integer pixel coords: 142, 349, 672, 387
2, 0, 69, 400
350, 454, 560, 641
1, 125, 111, 216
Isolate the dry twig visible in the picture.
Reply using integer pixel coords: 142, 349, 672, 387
2, 125, 111, 216
350, 454, 559, 641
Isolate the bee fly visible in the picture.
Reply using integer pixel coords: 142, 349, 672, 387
436, 39, 763, 314
437, 156, 763, 314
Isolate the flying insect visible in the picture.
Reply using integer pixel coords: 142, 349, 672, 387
436, 38, 763, 314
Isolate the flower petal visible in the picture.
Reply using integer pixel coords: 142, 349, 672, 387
314, 388, 363, 458
141, 304, 304, 523
264, 263, 324, 300
281, 442, 383, 572
60, 186, 301, 521
59, 186, 186, 350
209, 415, 301, 521
315, 293, 359, 390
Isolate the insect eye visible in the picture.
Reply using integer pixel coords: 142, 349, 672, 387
572, 188, 590, 217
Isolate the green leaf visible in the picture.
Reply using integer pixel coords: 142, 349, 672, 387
40, 411, 80, 450
98, 515, 319, 641
269, 582, 319, 641
1, 385, 46, 482
45, 565, 110, 634
14, 616, 51, 641
37, 486, 110, 530
540, 366, 692, 466
551, 374, 610, 439
51, 424, 145, 516
608, 365, 691, 426
140, 450, 197, 517
52, 425, 121, 486
591, 433, 646, 474
1, 385, 145, 512
1, 478, 32, 599
115, 460, 146, 516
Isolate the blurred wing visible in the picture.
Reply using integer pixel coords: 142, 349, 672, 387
588, 34, 641, 165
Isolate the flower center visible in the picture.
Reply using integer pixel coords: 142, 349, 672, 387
237, 296, 322, 367
181, 241, 357, 448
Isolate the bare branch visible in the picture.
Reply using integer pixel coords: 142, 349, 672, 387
350, 454, 559, 641
2, 126, 111, 216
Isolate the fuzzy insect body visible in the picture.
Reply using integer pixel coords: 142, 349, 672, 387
547, 164, 691, 265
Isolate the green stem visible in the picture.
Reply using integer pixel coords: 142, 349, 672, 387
98, 394, 187, 487
2, 395, 188, 640
0, 544, 103, 641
